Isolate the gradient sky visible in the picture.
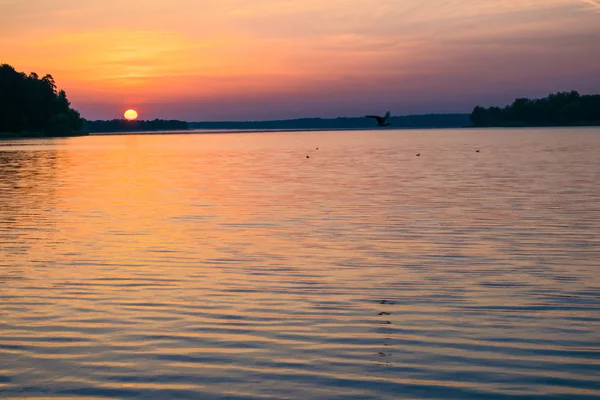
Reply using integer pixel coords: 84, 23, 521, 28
1, 0, 599, 121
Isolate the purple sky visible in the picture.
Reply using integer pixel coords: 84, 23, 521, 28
2, 0, 600, 120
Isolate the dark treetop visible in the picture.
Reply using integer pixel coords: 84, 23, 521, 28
470, 91, 600, 127
0, 63, 84, 136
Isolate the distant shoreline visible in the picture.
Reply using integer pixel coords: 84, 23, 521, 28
187, 114, 471, 131
0, 132, 89, 140
88, 126, 469, 136
87, 125, 600, 137
3, 125, 600, 141
466, 123, 600, 128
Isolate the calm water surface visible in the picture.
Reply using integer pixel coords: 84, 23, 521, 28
1, 128, 599, 399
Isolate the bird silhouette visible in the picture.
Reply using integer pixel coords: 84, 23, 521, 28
366, 111, 392, 127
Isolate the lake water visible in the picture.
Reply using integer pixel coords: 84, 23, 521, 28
1, 128, 599, 399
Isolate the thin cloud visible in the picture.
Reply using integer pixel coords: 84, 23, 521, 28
580, 0, 600, 10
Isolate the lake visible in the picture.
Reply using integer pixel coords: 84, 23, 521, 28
1, 128, 599, 399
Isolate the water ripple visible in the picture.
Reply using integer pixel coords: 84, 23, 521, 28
1, 129, 600, 399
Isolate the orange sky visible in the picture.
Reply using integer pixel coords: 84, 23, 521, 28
1, 0, 599, 120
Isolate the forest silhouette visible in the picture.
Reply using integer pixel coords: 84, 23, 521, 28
0, 64, 84, 136
83, 119, 189, 132
3, 64, 600, 135
470, 91, 600, 127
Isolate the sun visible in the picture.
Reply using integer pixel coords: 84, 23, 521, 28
124, 109, 138, 121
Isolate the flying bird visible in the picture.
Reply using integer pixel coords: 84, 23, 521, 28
366, 111, 392, 127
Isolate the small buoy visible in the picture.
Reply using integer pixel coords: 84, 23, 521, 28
306, 155, 310, 158
476, 150, 480, 153
416, 153, 420, 157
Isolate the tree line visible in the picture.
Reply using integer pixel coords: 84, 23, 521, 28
470, 91, 600, 127
0, 64, 84, 135
190, 114, 471, 130
82, 119, 188, 133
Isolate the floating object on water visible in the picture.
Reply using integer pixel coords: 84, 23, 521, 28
306, 155, 310, 159
416, 153, 420, 157
476, 150, 480, 153
366, 111, 392, 127
379, 312, 391, 316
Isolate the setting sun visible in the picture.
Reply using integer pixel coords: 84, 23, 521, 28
124, 109, 138, 121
